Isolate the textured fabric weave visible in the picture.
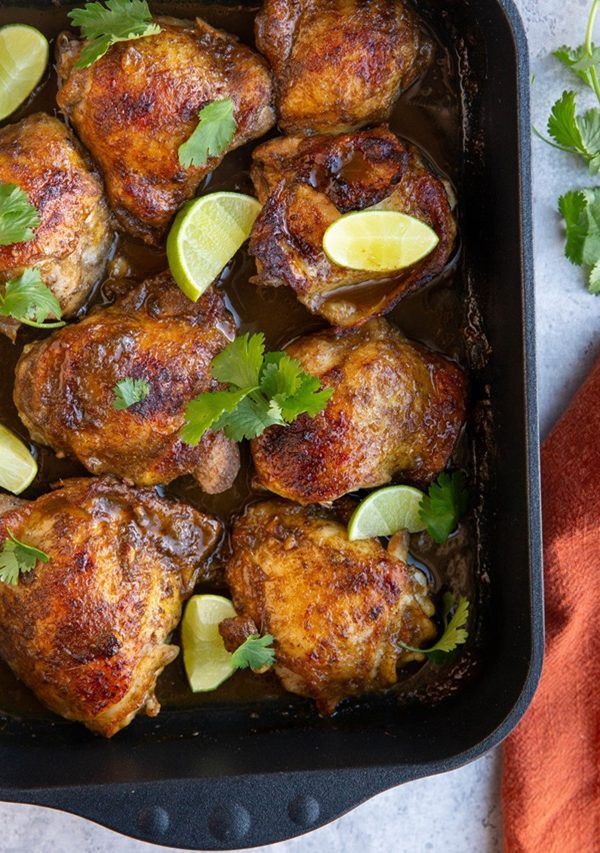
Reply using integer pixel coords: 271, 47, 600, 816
502, 357, 600, 852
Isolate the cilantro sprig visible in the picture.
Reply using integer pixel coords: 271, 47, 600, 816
181, 332, 333, 444
69, 0, 161, 69
0, 269, 65, 329
113, 377, 150, 410
0, 531, 49, 586
418, 471, 468, 545
231, 634, 276, 670
178, 99, 237, 168
398, 593, 469, 660
538, 0, 600, 293
0, 184, 40, 246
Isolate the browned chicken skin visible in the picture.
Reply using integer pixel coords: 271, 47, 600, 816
221, 500, 436, 713
13, 272, 240, 492
255, 0, 431, 134
0, 113, 113, 339
0, 477, 221, 736
249, 128, 457, 327
251, 319, 467, 504
56, 16, 275, 245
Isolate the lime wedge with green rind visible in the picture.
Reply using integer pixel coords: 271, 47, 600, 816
0, 25, 49, 121
323, 210, 439, 273
181, 594, 238, 692
0, 423, 37, 494
167, 192, 261, 301
348, 485, 427, 541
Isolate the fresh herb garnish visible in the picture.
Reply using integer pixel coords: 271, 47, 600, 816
69, 0, 161, 69
113, 377, 150, 410
398, 593, 469, 658
230, 634, 276, 670
0, 183, 40, 246
418, 471, 468, 545
0, 531, 49, 586
0, 269, 65, 329
181, 332, 333, 444
537, 0, 600, 293
559, 188, 600, 292
178, 99, 237, 168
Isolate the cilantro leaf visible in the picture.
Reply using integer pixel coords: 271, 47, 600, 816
0, 269, 65, 328
554, 43, 600, 89
0, 183, 40, 246
112, 377, 150, 411
178, 99, 237, 168
558, 188, 600, 293
230, 634, 276, 670
398, 593, 469, 658
0, 531, 49, 586
419, 471, 469, 544
212, 332, 264, 388
544, 92, 600, 172
180, 333, 331, 445
216, 393, 284, 441
69, 0, 162, 69
181, 387, 253, 445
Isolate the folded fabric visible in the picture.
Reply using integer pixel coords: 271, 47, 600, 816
502, 355, 600, 852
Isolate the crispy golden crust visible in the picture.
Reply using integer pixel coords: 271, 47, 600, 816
0, 113, 113, 339
249, 128, 457, 327
223, 500, 436, 713
14, 272, 240, 492
251, 319, 467, 504
56, 17, 275, 245
255, 0, 431, 134
0, 477, 221, 736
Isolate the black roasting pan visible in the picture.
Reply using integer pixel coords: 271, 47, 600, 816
0, 0, 543, 848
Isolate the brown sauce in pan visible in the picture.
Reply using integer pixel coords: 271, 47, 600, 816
0, 3, 481, 721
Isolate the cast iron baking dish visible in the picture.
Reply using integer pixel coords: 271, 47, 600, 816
0, 0, 542, 848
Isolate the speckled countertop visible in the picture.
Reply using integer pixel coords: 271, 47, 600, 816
1, 0, 599, 851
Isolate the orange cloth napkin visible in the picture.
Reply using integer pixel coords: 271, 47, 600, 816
502, 356, 600, 852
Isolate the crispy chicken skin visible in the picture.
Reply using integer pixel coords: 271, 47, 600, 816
0, 477, 221, 736
251, 319, 467, 504
255, 0, 431, 134
249, 129, 457, 327
0, 114, 112, 340
221, 500, 436, 713
56, 16, 275, 245
13, 272, 240, 492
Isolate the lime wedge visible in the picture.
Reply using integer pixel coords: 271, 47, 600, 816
347, 485, 427, 541
0, 424, 37, 494
167, 192, 262, 301
323, 210, 439, 272
0, 25, 49, 121
181, 594, 238, 692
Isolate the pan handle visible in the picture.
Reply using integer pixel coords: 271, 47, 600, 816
8, 768, 409, 849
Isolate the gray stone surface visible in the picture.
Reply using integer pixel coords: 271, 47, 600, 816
1, 0, 598, 850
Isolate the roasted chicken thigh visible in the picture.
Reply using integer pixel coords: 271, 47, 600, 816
251, 319, 467, 504
56, 16, 275, 245
0, 113, 112, 340
221, 500, 436, 713
249, 128, 457, 327
0, 477, 221, 736
14, 272, 240, 492
255, 0, 431, 134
